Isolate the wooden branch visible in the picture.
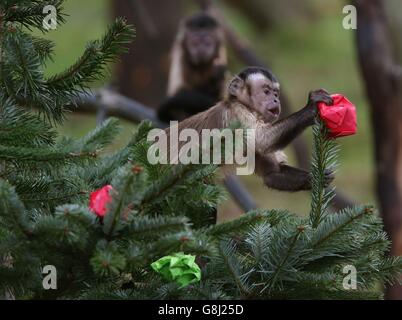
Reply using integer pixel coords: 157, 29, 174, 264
73, 89, 257, 212
354, 0, 402, 300
223, 175, 257, 211
72, 89, 166, 128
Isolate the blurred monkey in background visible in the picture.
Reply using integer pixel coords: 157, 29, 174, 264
158, 12, 228, 122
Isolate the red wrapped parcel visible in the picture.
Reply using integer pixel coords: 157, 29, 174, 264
317, 94, 357, 138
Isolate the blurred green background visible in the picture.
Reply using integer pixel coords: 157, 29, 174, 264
43, 0, 375, 218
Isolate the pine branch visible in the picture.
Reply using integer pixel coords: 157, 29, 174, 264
27, 33, 55, 63
83, 121, 154, 188
103, 165, 135, 238
309, 119, 339, 227
218, 239, 251, 297
1, 30, 63, 123
90, 240, 126, 276
47, 18, 134, 95
4, 0, 66, 31
0, 145, 97, 162
138, 164, 217, 208
16, 179, 85, 205
261, 225, 306, 293
0, 179, 32, 236
3, 30, 46, 95
0, 98, 56, 147
307, 205, 375, 258
205, 209, 290, 238
54, 204, 96, 226
60, 117, 121, 153
127, 215, 190, 240
245, 222, 272, 265
142, 231, 212, 260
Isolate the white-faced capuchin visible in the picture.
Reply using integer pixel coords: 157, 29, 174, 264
165, 67, 335, 192
157, 12, 228, 123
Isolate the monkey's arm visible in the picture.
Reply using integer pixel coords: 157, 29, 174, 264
263, 164, 334, 191
264, 165, 311, 191
255, 154, 310, 191
257, 107, 314, 153
257, 89, 333, 153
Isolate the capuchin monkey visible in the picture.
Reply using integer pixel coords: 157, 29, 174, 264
158, 13, 228, 122
165, 67, 335, 191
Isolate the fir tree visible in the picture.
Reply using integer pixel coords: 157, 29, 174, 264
1, 0, 401, 300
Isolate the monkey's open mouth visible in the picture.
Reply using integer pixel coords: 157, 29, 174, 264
267, 107, 280, 116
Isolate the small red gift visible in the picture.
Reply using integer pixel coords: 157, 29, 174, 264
89, 185, 113, 217
317, 94, 357, 138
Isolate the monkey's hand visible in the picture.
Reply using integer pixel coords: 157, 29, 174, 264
307, 88, 333, 110
302, 88, 333, 125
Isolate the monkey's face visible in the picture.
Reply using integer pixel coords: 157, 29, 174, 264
229, 71, 281, 123
184, 30, 219, 66
248, 74, 281, 122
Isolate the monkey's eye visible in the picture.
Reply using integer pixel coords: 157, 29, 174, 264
264, 89, 270, 95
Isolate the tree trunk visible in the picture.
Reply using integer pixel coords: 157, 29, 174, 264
112, 0, 183, 106
354, 0, 402, 300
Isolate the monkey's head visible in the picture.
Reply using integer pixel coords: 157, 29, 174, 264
228, 67, 281, 123
182, 13, 222, 67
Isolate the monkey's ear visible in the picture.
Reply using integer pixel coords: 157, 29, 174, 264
228, 76, 244, 97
